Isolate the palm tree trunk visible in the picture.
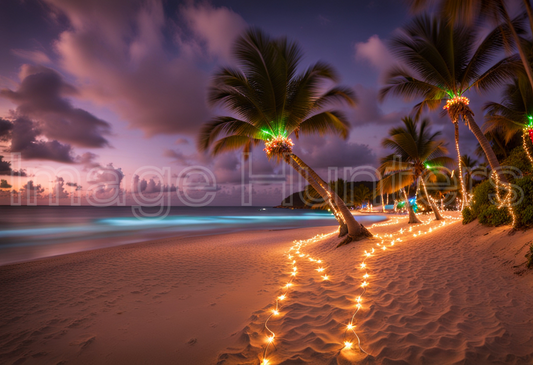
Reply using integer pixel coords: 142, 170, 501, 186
453, 122, 467, 209
402, 188, 421, 224
283, 155, 346, 232
421, 178, 443, 220
288, 154, 349, 235
289, 154, 372, 244
464, 114, 508, 184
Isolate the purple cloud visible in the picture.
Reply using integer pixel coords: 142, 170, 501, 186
46, 1, 246, 137
0, 65, 111, 148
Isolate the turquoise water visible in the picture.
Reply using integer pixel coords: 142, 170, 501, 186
0, 206, 386, 265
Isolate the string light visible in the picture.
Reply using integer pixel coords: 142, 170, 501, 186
258, 214, 462, 363
261, 231, 336, 365
264, 135, 294, 156
491, 171, 516, 227
342, 214, 461, 356
443, 95, 469, 110
523, 127, 533, 165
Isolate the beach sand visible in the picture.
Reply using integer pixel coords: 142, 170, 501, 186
1, 214, 533, 364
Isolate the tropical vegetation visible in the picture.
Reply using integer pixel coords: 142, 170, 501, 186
198, 28, 372, 243
377, 117, 454, 223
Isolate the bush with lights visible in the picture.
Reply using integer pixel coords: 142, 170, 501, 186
462, 146, 533, 228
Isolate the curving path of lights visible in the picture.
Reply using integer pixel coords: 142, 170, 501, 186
342, 215, 462, 355
260, 213, 462, 364
261, 232, 336, 365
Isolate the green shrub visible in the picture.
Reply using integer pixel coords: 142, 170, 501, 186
461, 146, 533, 228
512, 176, 533, 228
501, 146, 533, 180
478, 205, 512, 226
462, 207, 475, 224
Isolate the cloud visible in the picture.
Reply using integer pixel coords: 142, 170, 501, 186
86, 162, 125, 200
354, 34, 392, 71
181, 3, 247, 61
131, 174, 177, 194
46, 0, 246, 137
163, 148, 195, 166
351, 84, 406, 127
76, 151, 100, 169
175, 138, 190, 145
0, 155, 27, 176
293, 135, 377, 169
0, 65, 111, 148
51, 176, 69, 198
0, 118, 13, 141
8, 117, 77, 163
0, 179, 12, 189
19, 180, 45, 196
11, 49, 51, 64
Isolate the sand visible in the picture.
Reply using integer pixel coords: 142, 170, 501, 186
1, 214, 533, 364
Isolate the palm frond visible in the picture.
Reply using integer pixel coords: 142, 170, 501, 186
297, 111, 350, 139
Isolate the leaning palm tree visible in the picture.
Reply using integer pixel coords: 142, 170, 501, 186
407, 0, 533, 96
380, 15, 520, 197
484, 77, 533, 164
198, 28, 372, 243
378, 117, 454, 223
461, 154, 480, 192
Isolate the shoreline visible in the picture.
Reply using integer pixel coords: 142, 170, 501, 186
0, 226, 336, 365
2, 214, 532, 364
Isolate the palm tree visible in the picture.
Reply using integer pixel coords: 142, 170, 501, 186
378, 117, 454, 223
353, 184, 372, 210
407, 0, 533, 96
198, 28, 372, 243
484, 77, 533, 163
380, 15, 520, 197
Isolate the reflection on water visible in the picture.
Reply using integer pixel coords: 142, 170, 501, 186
0, 206, 386, 266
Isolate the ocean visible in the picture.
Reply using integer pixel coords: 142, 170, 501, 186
0, 206, 386, 266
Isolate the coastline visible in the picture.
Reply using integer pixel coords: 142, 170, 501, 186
0, 226, 335, 365
1, 214, 532, 364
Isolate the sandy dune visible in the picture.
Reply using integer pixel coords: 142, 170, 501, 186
217, 215, 533, 365
1, 214, 533, 365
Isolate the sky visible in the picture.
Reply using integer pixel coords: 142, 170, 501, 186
0, 0, 506, 206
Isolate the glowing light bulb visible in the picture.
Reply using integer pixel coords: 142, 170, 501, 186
344, 341, 353, 349
382, 246, 387, 250
317, 267, 325, 272
278, 295, 285, 300
273, 310, 279, 315
356, 297, 362, 303
360, 263, 366, 269
291, 272, 296, 276
285, 283, 292, 288
363, 273, 369, 278
356, 303, 362, 308
262, 359, 269, 365
267, 335, 275, 343
323, 275, 329, 280
361, 281, 368, 287
317, 260, 322, 263
347, 323, 354, 330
